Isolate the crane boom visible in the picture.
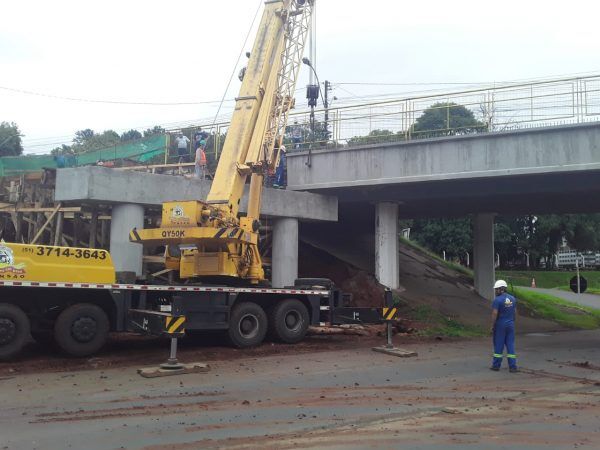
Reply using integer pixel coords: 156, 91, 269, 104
131, 0, 315, 285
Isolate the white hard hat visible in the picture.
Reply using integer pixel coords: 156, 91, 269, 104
494, 280, 507, 289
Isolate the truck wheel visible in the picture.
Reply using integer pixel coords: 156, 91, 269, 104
54, 304, 109, 357
228, 302, 267, 348
268, 299, 309, 344
0, 304, 30, 361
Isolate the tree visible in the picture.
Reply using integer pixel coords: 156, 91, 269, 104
73, 129, 95, 145
283, 120, 330, 149
565, 214, 600, 252
121, 129, 142, 142
143, 126, 166, 137
413, 102, 485, 138
0, 122, 24, 157
71, 129, 121, 154
411, 217, 472, 261
348, 129, 398, 146
51, 144, 73, 156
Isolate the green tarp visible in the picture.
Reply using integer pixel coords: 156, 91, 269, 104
0, 135, 167, 177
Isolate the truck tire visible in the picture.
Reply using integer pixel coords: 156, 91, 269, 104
228, 302, 267, 348
0, 304, 30, 361
268, 299, 309, 344
54, 304, 109, 357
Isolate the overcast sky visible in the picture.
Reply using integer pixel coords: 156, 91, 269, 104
1, 0, 599, 154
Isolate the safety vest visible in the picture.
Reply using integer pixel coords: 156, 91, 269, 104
196, 148, 207, 166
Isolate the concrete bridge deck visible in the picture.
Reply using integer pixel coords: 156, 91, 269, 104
287, 122, 600, 217
288, 122, 600, 298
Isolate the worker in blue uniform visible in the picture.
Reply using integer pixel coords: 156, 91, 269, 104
490, 280, 518, 373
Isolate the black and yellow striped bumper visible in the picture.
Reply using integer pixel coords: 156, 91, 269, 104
127, 309, 186, 337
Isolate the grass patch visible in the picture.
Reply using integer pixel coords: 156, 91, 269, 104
498, 270, 600, 290
512, 287, 600, 329
400, 237, 473, 279
408, 305, 485, 337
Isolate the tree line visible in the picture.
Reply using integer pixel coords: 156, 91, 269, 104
0, 122, 167, 158
405, 215, 600, 269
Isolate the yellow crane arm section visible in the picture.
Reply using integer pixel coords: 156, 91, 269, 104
207, 0, 287, 218
131, 0, 314, 284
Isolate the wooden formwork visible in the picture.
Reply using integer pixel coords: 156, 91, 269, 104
0, 169, 112, 250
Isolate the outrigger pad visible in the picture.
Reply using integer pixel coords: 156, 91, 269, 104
372, 347, 418, 358
137, 362, 210, 378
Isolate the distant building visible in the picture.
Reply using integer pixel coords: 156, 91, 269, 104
556, 246, 600, 269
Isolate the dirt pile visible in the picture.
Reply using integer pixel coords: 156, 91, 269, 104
299, 233, 560, 333
298, 242, 386, 307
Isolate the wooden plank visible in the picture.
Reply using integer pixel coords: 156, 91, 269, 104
143, 255, 166, 264
14, 212, 23, 243
31, 203, 62, 245
89, 209, 98, 248
73, 213, 81, 247
100, 219, 108, 248
53, 211, 63, 246
0, 202, 81, 213
150, 268, 172, 277
116, 162, 194, 171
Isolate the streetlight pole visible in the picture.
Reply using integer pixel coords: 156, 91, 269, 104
302, 57, 325, 167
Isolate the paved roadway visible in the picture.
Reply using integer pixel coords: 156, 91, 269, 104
520, 286, 600, 310
1, 331, 600, 449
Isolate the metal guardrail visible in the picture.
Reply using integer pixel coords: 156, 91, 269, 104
168, 74, 600, 157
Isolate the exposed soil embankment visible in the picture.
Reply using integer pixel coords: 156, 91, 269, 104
299, 230, 560, 333
299, 242, 385, 307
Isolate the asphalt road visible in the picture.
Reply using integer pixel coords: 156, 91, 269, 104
1, 331, 600, 449
520, 286, 600, 310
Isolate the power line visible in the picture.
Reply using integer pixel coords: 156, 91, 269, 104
0, 85, 237, 106
336, 81, 496, 86
208, 0, 263, 132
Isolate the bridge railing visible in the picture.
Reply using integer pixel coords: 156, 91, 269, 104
287, 75, 600, 149
168, 74, 600, 158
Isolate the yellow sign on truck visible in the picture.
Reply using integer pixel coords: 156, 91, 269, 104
0, 242, 115, 284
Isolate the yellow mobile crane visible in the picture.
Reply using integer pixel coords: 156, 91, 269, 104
0, 0, 396, 361
130, 0, 314, 284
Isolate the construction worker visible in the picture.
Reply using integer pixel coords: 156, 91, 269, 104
194, 129, 209, 149
490, 280, 518, 373
291, 121, 303, 149
175, 133, 190, 163
194, 140, 207, 180
273, 145, 287, 188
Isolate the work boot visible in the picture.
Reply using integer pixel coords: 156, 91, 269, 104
509, 367, 519, 373
490, 367, 500, 371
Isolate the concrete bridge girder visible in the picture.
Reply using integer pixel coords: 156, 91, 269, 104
55, 167, 337, 285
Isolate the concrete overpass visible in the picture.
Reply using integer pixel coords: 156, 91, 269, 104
287, 122, 600, 299
55, 167, 337, 287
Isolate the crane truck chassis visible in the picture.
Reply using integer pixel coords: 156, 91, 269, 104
0, 251, 394, 361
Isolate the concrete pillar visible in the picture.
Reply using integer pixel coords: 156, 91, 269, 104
375, 202, 399, 289
272, 218, 299, 288
473, 213, 495, 300
110, 204, 144, 278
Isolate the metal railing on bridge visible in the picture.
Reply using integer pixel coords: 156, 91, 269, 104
169, 74, 600, 158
